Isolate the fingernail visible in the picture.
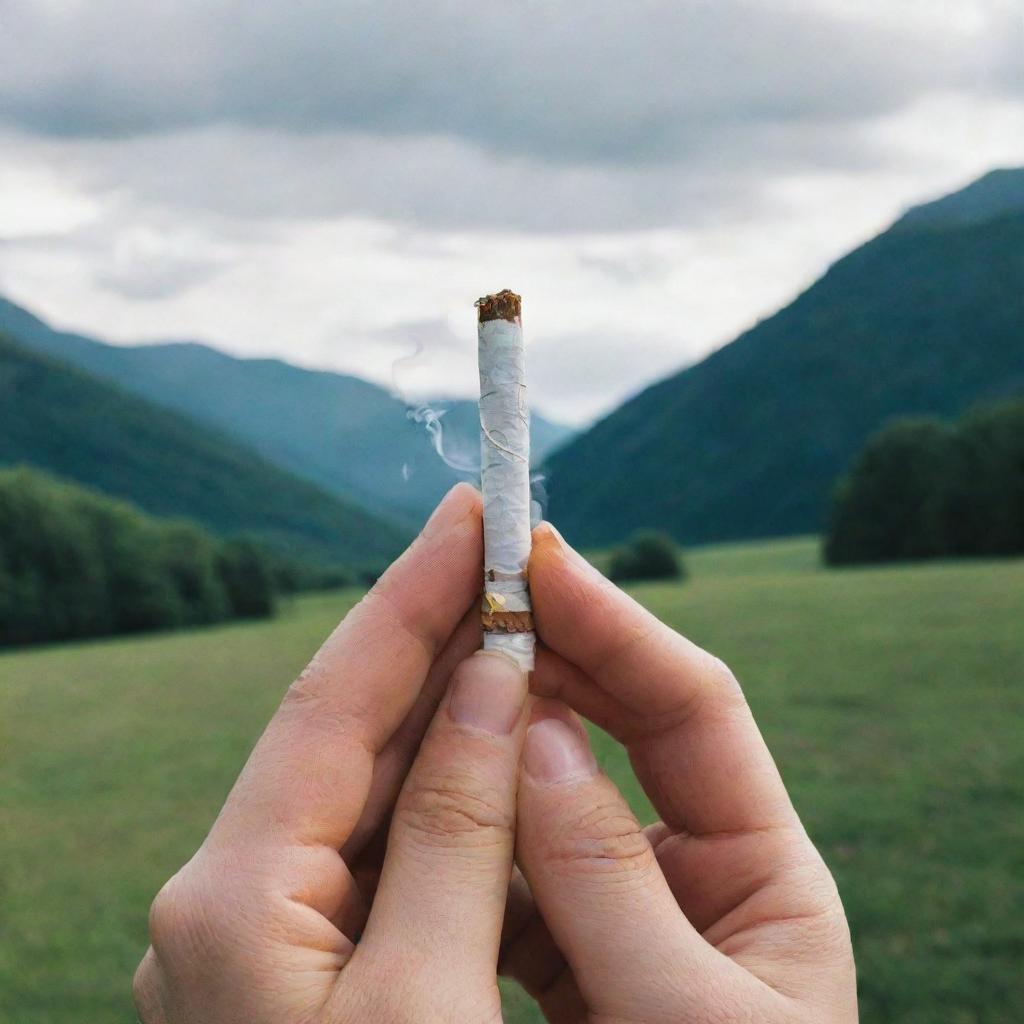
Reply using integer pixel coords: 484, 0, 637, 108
421, 483, 478, 541
535, 521, 567, 549
448, 651, 527, 736
524, 718, 598, 784
535, 522, 597, 575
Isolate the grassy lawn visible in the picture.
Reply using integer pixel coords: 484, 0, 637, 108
2, 538, 1022, 1022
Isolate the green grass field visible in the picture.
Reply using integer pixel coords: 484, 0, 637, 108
3, 537, 1022, 1023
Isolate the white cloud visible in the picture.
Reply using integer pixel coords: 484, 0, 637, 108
0, 162, 103, 238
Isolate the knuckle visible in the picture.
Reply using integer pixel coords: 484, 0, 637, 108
706, 654, 744, 703
683, 653, 748, 724
148, 863, 236, 961
280, 670, 366, 743
148, 874, 196, 953
547, 800, 652, 876
399, 774, 513, 848
282, 660, 333, 714
132, 949, 164, 1022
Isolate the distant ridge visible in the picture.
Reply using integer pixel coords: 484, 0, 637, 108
0, 298, 574, 528
0, 333, 407, 569
545, 169, 1024, 548
895, 168, 1024, 232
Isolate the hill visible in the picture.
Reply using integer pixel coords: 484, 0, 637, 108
0, 333, 407, 568
0, 298, 574, 527
545, 170, 1024, 547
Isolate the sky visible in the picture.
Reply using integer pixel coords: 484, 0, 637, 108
1, 1, 1022, 424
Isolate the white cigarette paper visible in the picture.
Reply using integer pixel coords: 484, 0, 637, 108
476, 290, 535, 672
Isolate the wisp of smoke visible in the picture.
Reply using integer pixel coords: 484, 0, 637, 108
406, 404, 479, 474
391, 333, 550, 520
392, 337, 480, 478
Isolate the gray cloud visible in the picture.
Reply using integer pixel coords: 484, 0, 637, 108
0, 117, 902, 237
2, 1, 1019, 164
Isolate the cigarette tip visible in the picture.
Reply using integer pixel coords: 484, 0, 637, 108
476, 289, 522, 323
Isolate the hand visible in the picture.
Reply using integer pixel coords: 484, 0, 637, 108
134, 484, 534, 1023
498, 524, 858, 1022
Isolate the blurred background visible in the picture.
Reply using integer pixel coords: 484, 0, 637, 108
1, 2, 1022, 1022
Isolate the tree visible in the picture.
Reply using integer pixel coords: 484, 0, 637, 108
825, 419, 960, 565
825, 399, 1024, 566
0, 467, 282, 647
158, 522, 230, 625
218, 538, 276, 619
951, 399, 1024, 555
0, 467, 110, 642
84, 499, 184, 634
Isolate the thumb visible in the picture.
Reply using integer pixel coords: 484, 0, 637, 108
355, 650, 529, 986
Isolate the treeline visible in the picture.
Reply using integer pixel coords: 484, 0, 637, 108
0, 467, 278, 647
825, 398, 1024, 565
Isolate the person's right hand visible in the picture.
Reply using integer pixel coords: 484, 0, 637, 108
499, 524, 858, 1023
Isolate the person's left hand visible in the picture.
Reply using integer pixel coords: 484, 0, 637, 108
134, 483, 531, 1023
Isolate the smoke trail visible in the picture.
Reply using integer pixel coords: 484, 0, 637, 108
392, 337, 480, 478
406, 404, 479, 474
390, 329, 549, 506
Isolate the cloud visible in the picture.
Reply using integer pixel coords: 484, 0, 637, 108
2, 0, 1020, 164
0, 2, 1022, 426
0, 112, 940, 239
2, 2, 1019, 239
92, 225, 234, 301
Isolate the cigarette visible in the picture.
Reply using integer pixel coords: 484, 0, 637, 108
476, 289, 535, 672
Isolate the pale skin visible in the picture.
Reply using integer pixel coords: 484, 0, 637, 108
134, 484, 857, 1023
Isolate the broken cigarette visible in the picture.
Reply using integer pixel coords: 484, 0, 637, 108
476, 289, 535, 672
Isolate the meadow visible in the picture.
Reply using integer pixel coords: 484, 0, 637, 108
2, 537, 1022, 1023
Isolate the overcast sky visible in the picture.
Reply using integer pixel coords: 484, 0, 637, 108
1, 1, 1022, 423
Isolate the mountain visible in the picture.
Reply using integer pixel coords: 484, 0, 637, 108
895, 168, 1024, 232
545, 169, 1024, 548
0, 333, 407, 569
0, 298, 574, 528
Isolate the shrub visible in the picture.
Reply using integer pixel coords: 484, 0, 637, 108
608, 530, 686, 582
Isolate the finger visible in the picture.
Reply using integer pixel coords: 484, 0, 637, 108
644, 816, 824, 941
214, 482, 483, 852
499, 872, 567, 997
340, 604, 482, 862
532, 558, 833, 983
500, 872, 585, 1022
353, 651, 529, 985
529, 523, 799, 838
344, 845, 569, 994
515, 700, 718, 1017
